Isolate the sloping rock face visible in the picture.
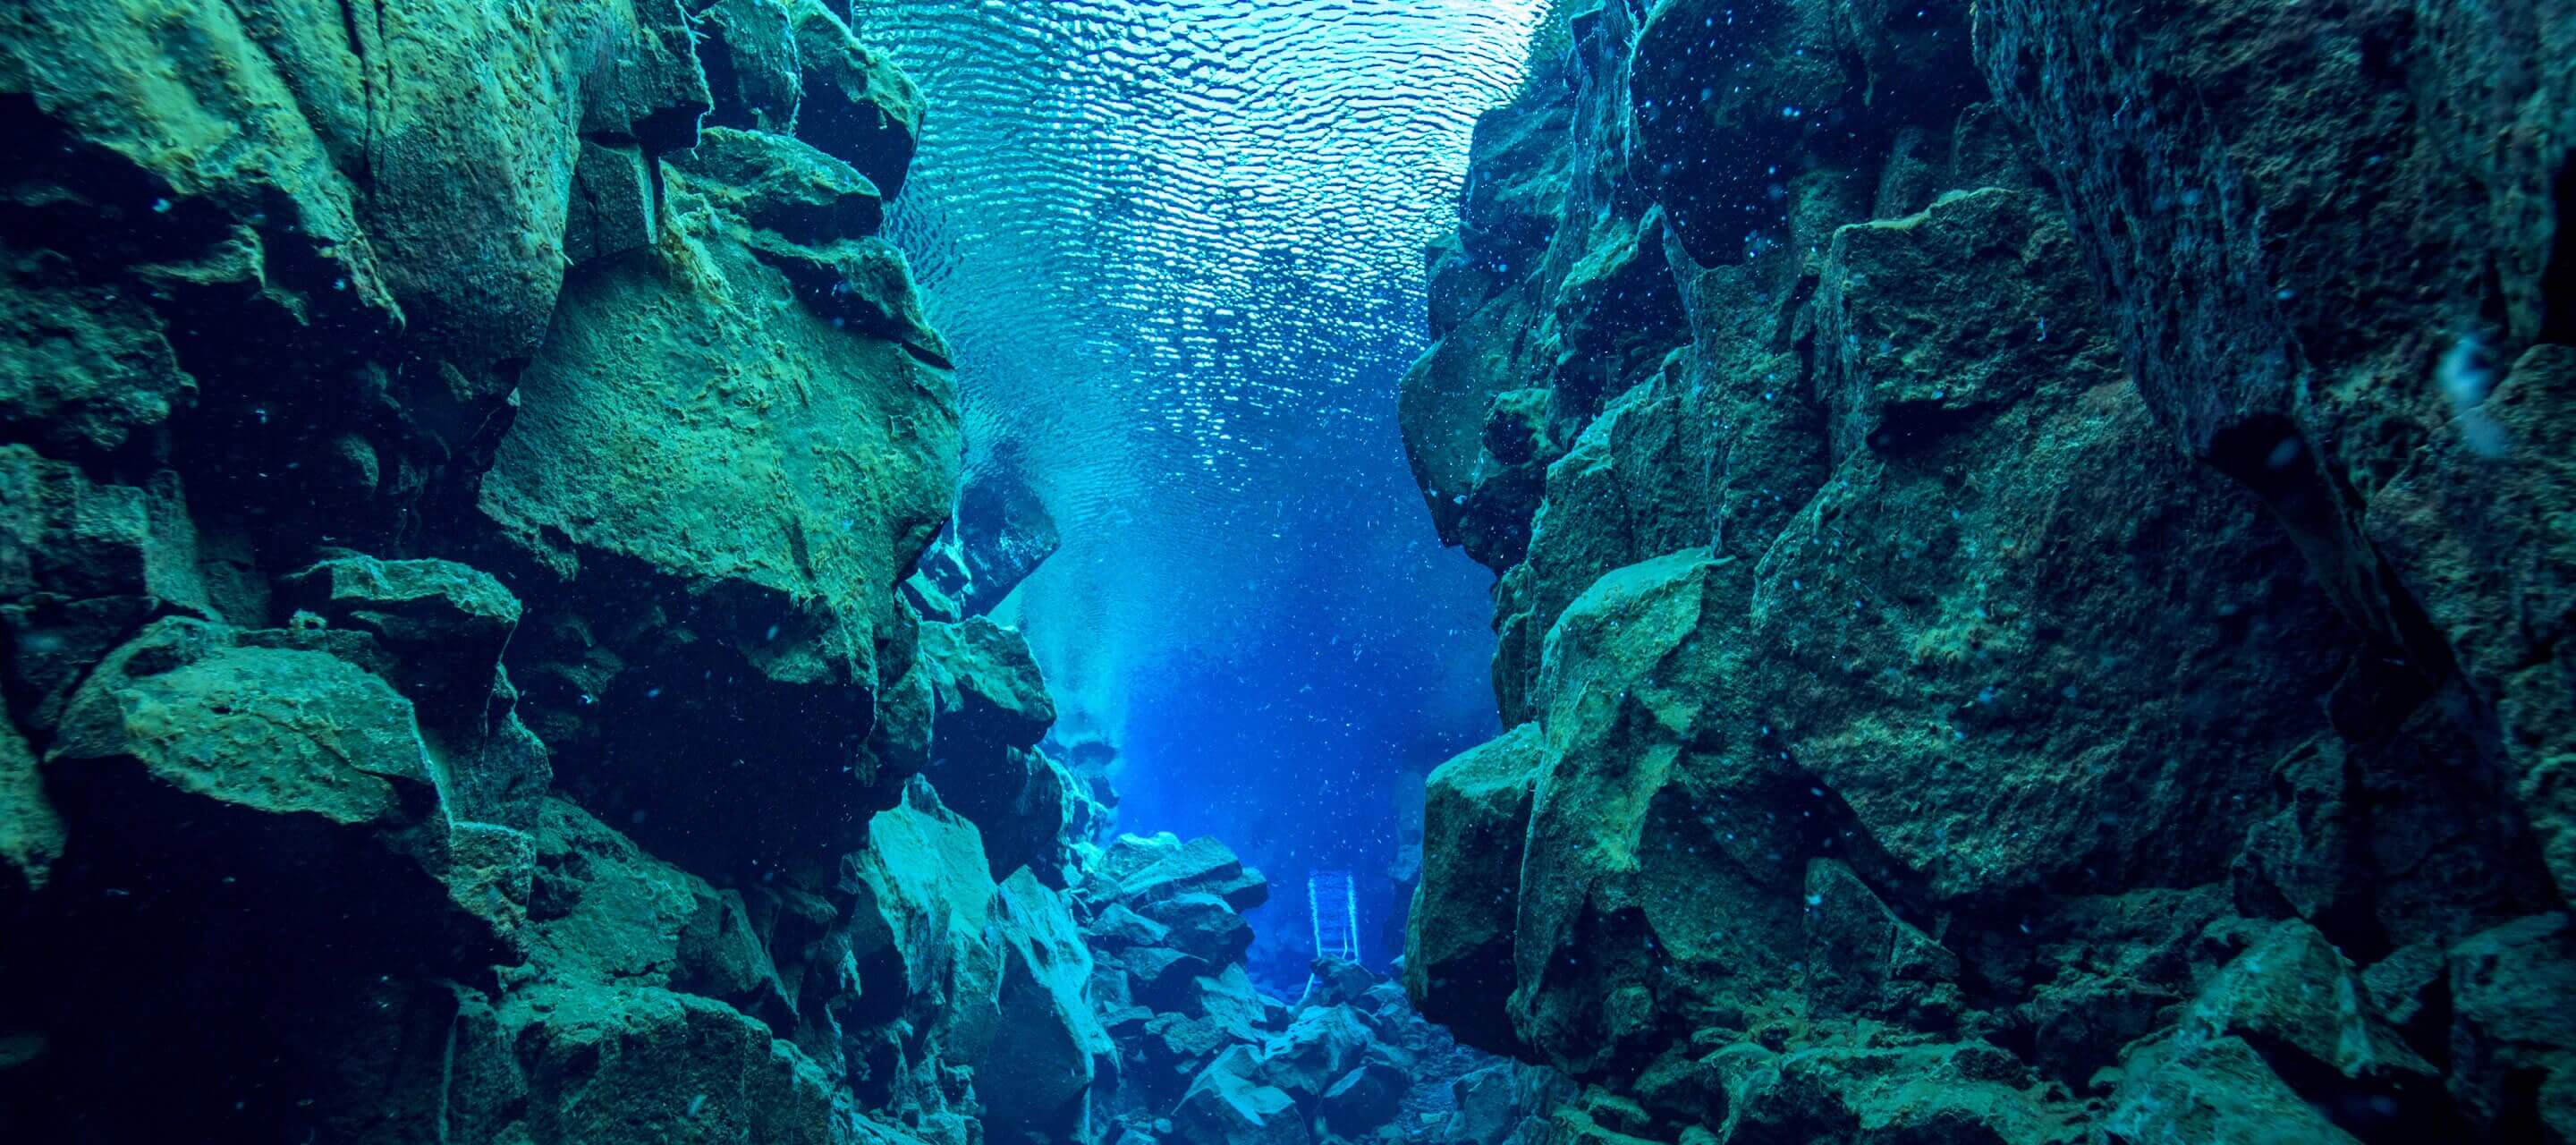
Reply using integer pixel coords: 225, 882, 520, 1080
0, 2, 1112, 1141
1402, 1, 2573, 1142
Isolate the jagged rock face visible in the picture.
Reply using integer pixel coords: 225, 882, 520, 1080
0, 1, 1099, 1141
1402, 0, 2573, 1141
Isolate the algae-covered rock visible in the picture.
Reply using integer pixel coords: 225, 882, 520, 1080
1405, 722, 1542, 1056
984, 869, 1114, 1141
0, 445, 209, 613
566, 140, 660, 267
505, 983, 852, 1145
46, 615, 526, 959
0, 248, 192, 459
0, 1, 1047, 1141
2368, 345, 2576, 897
1399, 0, 2572, 1140
2105, 1035, 2362, 1145
698, 0, 808, 133
786, 0, 923, 199
669, 125, 887, 244
1507, 551, 1809, 1078
479, 166, 958, 865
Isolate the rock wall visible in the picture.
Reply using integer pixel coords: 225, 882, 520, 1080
0, 2, 1118, 1141
1401, 1, 2573, 1142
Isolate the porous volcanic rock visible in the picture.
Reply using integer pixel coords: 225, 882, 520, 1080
1400, 0, 2575, 1141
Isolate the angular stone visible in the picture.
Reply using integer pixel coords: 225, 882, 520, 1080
668, 125, 886, 243
1406, 721, 1541, 1055
0, 249, 192, 458
840, 784, 1004, 1060
506, 984, 847, 1145
1257, 1005, 1372, 1101
565, 140, 657, 266
1318, 1058, 1408, 1135
2105, 1036, 2360, 1145
478, 174, 957, 864
1172, 1065, 1312, 1145
47, 616, 521, 963
919, 616, 1056, 751
696, 0, 804, 133
0, 446, 208, 610
2448, 914, 2576, 1141
2186, 920, 2435, 1087
1801, 858, 1962, 1025
1088, 902, 1174, 950
1139, 892, 1254, 966
786, 0, 923, 199
1093, 832, 1270, 912
983, 869, 1113, 1141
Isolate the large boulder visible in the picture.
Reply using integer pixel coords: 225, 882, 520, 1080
982, 869, 1114, 1142
498, 983, 858, 1145
477, 140, 959, 868
1090, 832, 1271, 912
2447, 913, 2576, 1140
276, 554, 549, 829
45, 615, 527, 963
1172, 1065, 1313, 1145
920, 617, 1057, 750
1405, 722, 1543, 1055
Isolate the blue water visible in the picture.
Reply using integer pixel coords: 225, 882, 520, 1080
862, 0, 1546, 981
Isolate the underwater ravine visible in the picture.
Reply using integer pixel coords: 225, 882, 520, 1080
1, 0, 2572, 1143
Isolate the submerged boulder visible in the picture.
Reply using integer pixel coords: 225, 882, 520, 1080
477, 138, 960, 868
984, 869, 1115, 1141
1173, 1066, 1312, 1145
1405, 722, 1543, 1056
1090, 832, 1271, 912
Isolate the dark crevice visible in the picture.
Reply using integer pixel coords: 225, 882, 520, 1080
2541, 157, 2576, 345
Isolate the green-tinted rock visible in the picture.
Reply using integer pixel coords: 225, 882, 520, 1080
2186, 920, 2435, 1087
479, 175, 957, 862
2447, 913, 2576, 1140
698, 0, 806, 133
0, 715, 63, 894
47, 616, 522, 963
842, 783, 1004, 1062
2105, 1035, 2360, 1145
2368, 346, 2576, 901
787, 1, 923, 199
506, 983, 852, 1145
983, 868, 1113, 1141
1801, 858, 1962, 1026
524, 799, 789, 1025
0, 445, 208, 611
670, 125, 886, 244
566, 140, 659, 266
0, 249, 192, 458
1510, 551, 1806, 1076
1406, 721, 1542, 1056
920, 616, 1057, 751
